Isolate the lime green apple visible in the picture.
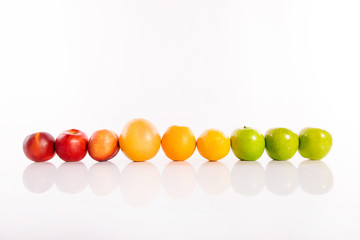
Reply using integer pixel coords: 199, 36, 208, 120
298, 128, 332, 160
230, 127, 265, 161
265, 128, 299, 161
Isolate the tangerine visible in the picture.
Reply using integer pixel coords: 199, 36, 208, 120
161, 125, 196, 161
197, 129, 230, 161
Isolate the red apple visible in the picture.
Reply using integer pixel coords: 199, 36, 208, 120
88, 129, 120, 162
55, 129, 88, 162
23, 132, 55, 162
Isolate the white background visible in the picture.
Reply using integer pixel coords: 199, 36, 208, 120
0, 0, 359, 239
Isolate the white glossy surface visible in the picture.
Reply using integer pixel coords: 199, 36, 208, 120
1, 0, 359, 238
1, 138, 358, 239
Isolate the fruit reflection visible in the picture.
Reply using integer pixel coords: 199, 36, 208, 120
231, 161, 265, 196
23, 162, 56, 193
88, 161, 120, 196
22, 158, 333, 198
197, 161, 230, 195
162, 161, 196, 199
55, 162, 88, 194
265, 160, 298, 196
298, 160, 333, 194
119, 162, 160, 206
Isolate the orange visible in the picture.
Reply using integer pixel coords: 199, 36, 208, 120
161, 125, 196, 161
197, 129, 230, 161
120, 118, 161, 162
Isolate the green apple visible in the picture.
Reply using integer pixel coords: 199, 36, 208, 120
230, 127, 265, 161
298, 128, 332, 160
265, 128, 299, 161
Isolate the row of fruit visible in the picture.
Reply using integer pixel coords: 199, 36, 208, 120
23, 118, 332, 162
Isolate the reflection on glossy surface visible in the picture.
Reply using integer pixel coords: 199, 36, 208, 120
119, 162, 160, 206
23, 162, 56, 193
265, 161, 298, 196
231, 161, 265, 196
22, 159, 333, 198
56, 162, 88, 194
197, 161, 230, 195
88, 161, 120, 196
298, 160, 333, 195
162, 161, 196, 199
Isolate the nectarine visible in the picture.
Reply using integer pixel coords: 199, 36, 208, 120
88, 129, 119, 161
23, 132, 55, 162
55, 129, 88, 162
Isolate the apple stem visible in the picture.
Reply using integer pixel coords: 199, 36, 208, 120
69, 129, 78, 134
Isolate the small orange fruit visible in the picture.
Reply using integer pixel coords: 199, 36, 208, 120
197, 129, 230, 161
161, 125, 196, 161
120, 118, 161, 162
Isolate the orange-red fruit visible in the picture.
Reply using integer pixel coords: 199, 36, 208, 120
161, 125, 196, 161
88, 129, 120, 162
120, 118, 161, 162
23, 132, 55, 162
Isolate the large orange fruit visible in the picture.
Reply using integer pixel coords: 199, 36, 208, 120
120, 118, 161, 162
161, 125, 196, 161
197, 129, 230, 161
